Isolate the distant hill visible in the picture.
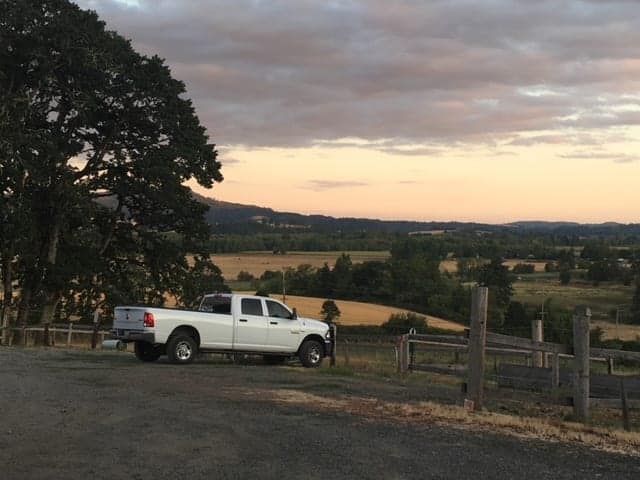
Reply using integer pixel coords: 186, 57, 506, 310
193, 193, 496, 234
193, 193, 640, 236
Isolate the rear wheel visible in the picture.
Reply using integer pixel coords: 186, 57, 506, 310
134, 341, 162, 362
299, 340, 323, 368
167, 334, 198, 364
263, 355, 287, 365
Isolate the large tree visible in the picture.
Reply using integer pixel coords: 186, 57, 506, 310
0, 0, 225, 335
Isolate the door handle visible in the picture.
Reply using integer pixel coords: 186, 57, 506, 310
239, 319, 248, 323
270, 321, 278, 325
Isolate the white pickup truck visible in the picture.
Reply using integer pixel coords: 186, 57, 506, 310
111, 293, 333, 367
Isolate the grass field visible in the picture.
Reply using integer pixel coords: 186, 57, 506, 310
233, 291, 465, 332
440, 259, 549, 273
513, 273, 638, 340
211, 251, 390, 280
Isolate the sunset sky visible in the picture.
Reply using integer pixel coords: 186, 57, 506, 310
79, 0, 640, 223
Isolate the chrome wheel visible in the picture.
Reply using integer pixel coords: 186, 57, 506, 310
176, 341, 192, 361
308, 346, 321, 364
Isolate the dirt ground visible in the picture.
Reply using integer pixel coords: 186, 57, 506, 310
1, 348, 639, 480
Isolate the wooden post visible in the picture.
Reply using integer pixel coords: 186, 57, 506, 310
621, 377, 631, 431
531, 318, 544, 368
43, 322, 50, 347
398, 334, 409, 376
551, 353, 560, 390
22, 324, 27, 347
572, 305, 591, 422
607, 357, 614, 375
408, 337, 416, 370
329, 323, 337, 367
466, 286, 489, 411
91, 310, 100, 350
344, 340, 350, 366
67, 322, 73, 347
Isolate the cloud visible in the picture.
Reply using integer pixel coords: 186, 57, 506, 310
77, 1, 640, 148
559, 151, 638, 163
304, 180, 369, 191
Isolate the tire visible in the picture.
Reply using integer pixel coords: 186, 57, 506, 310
166, 334, 198, 364
263, 355, 287, 365
134, 341, 162, 362
298, 340, 323, 368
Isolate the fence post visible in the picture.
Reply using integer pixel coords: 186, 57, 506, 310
43, 323, 50, 347
531, 318, 544, 368
465, 286, 489, 411
621, 377, 631, 431
551, 353, 560, 390
572, 305, 591, 422
408, 328, 416, 369
67, 322, 73, 347
91, 310, 100, 350
607, 357, 615, 375
397, 334, 409, 376
344, 339, 350, 366
329, 323, 337, 367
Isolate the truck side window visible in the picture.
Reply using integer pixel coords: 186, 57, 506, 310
200, 296, 232, 314
241, 298, 264, 316
266, 300, 292, 319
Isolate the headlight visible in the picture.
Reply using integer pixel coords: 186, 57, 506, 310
325, 330, 331, 339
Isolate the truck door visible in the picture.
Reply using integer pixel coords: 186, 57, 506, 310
234, 298, 269, 350
264, 299, 300, 352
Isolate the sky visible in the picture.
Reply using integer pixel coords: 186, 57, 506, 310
77, 0, 640, 224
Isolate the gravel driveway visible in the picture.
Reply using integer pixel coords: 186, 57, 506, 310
0, 348, 638, 479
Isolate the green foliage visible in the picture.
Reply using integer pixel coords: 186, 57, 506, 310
381, 312, 428, 334
559, 269, 571, 285
477, 257, 514, 327
586, 259, 621, 284
320, 299, 341, 323
631, 277, 640, 324
0, 0, 224, 322
237, 271, 255, 282
511, 263, 535, 274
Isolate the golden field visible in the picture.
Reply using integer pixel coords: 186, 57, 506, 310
234, 291, 465, 332
439, 259, 548, 273
211, 251, 390, 280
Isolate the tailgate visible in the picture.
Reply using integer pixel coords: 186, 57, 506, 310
114, 307, 147, 330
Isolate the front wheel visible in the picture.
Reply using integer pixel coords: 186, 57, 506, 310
167, 334, 198, 364
298, 340, 323, 368
134, 341, 162, 362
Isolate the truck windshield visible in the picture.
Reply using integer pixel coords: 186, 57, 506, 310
200, 296, 232, 314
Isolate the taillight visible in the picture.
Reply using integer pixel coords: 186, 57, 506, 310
143, 312, 155, 328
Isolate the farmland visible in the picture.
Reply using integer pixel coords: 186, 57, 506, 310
209, 250, 390, 280
237, 293, 465, 332
209, 250, 637, 340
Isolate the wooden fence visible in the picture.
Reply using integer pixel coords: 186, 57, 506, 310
4, 323, 111, 349
397, 287, 640, 429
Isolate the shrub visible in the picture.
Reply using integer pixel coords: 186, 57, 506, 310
237, 270, 255, 282
381, 312, 428, 334
512, 263, 535, 274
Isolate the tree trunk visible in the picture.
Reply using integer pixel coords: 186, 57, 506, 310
40, 219, 62, 346
17, 286, 32, 326
1, 254, 13, 345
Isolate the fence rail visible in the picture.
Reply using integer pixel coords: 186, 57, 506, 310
396, 290, 640, 430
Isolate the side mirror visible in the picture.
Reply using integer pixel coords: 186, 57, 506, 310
291, 308, 298, 320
